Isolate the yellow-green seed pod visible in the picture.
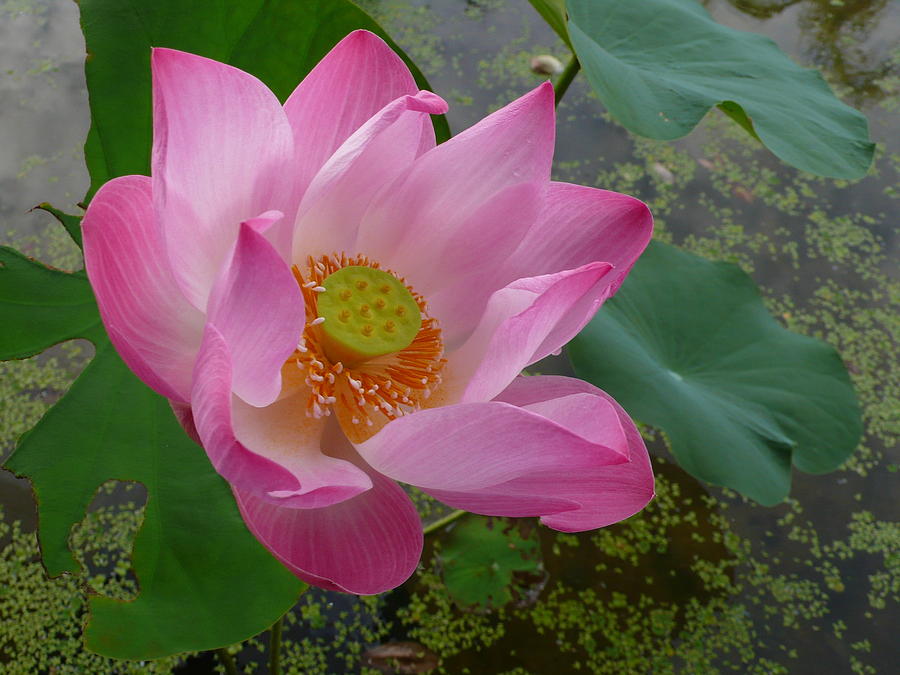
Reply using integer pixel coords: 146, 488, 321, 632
316, 266, 422, 365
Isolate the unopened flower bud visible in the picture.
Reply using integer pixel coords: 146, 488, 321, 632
530, 54, 563, 76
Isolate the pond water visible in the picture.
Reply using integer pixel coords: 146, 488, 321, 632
1, 0, 897, 673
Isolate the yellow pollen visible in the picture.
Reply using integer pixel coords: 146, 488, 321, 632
288, 253, 446, 443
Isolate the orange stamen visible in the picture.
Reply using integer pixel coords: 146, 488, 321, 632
288, 253, 446, 442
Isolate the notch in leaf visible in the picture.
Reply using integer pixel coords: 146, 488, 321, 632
565, 0, 874, 179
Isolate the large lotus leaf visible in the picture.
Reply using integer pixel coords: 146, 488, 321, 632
80, 0, 450, 199
2, 250, 304, 658
33, 203, 83, 249
0, 247, 101, 359
568, 241, 861, 506
565, 0, 874, 179
439, 517, 542, 609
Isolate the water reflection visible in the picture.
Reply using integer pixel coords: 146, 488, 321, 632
714, 0, 897, 103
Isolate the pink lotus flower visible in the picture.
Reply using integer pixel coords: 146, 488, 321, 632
82, 31, 654, 594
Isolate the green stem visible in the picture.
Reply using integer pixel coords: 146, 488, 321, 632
554, 55, 581, 107
216, 648, 239, 675
423, 509, 466, 536
269, 615, 283, 675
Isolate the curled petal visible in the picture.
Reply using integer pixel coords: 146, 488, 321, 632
151, 48, 296, 308
207, 217, 303, 408
191, 325, 371, 508
356, 395, 627, 492
446, 262, 616, 404
415, 183, 651, 349
293, 90, 448, 260
169, 400, 201, 445
82, 175, 202, 403
285, 30, 421, 204
422, 181, 545, 349
427, 376, 655, 531
234, 459, 422, 594
509, 182, 653, 295
357, 82, 555, 284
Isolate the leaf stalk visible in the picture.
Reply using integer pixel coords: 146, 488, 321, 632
554, 55, 581, 107
423, 509, 467, 535
269, 615, 283, 675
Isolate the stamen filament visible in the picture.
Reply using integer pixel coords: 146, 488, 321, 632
288, 253, 446, 441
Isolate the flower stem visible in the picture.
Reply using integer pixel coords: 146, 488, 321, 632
423, 509, 466, 535
554, 55, 581, 107
269, 615, 283, 675
216, 648, 239, 675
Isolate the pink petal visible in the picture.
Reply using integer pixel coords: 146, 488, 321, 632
191, 324, 372, 508
232, 393, 374, 507
509, 182, 653, 296
234, 461, 422, 594
151, 48, 296, 309
445, 262, 616, 404
292, 90, 448, 261
426, 376, 654, 530
170, 400, 201, 445
356, 82, 555, 284
356, 396, 627, 492
82, 175, 203, 403
423, 181, 545, 349
284, 30, 420, 206
206, 217, 303, 407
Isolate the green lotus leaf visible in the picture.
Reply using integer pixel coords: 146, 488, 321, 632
439, 517, 542, 609
0, 247, 101, 360
566, 0, 874, 178
81, 0, 450, 199
2, 248, 303, 658
33, 203, 83, 249
569, 241, 862, 505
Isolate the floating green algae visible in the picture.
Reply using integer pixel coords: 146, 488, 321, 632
0, 497, 186, 673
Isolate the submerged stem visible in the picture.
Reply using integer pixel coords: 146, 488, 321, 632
216, 647, 239, 675
269, 615, 284, 675
554, 55, 581, 107
423, 509, 467, 535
